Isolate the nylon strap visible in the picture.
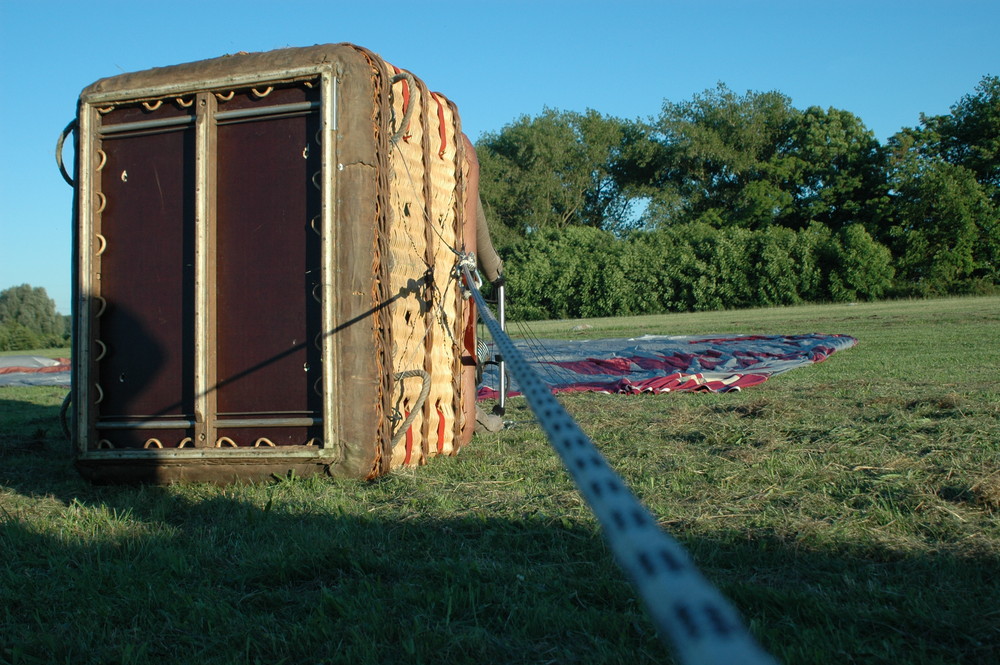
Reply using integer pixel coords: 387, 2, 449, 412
461, 265, 778, 665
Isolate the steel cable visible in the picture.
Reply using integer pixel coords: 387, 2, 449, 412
461, 264, 778, 665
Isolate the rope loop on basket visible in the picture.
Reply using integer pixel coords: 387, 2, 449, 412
56, 120, 77, 187
389, 71, 416, 146
389, 370, 431, 450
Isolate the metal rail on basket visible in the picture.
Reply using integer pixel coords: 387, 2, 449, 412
496, 278, 508, 416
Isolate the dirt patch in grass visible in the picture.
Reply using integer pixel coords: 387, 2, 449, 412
906, 392, 966, 412
972, 474, 1000, 512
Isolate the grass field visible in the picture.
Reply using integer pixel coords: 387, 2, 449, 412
0, 347, 70, 359
2, 296, 998, 664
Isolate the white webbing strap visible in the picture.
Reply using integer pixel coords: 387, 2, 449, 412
462, 267, 778, 665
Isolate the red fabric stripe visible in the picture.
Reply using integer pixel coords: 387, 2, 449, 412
436, 406, 446, 453
403, 410, 413, 465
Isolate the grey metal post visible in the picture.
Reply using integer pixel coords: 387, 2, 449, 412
496, 280, 508, 415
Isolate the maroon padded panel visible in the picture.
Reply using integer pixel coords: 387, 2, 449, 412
216, 112, 321, 415
97, 128, 195, 418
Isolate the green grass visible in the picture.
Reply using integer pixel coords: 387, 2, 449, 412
2, 296, 999, 664
0, 347, 70, 359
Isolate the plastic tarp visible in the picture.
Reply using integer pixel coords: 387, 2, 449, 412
478, 333, 857, 398
0, 356, 71, 387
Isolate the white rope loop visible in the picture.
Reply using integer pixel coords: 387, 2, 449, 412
461, 265, 777, 665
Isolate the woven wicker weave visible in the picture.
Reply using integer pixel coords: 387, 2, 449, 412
385, 70, 473, 467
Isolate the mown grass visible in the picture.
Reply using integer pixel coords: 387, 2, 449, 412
2, 296, 999, 664
0, 347, 71, 359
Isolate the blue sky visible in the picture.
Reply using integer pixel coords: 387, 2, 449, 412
1, 0, 997, 314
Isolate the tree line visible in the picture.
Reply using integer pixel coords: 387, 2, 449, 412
476, 76, 999, 319
0, 284, 69, 351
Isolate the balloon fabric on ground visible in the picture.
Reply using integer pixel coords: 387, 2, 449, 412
0, 356, 71, 387
478, 333, 857, 398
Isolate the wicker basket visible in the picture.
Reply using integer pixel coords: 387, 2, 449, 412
69, 44, 482, 483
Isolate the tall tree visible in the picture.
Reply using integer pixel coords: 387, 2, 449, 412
646, 84, 799, 229
919, 75, 1000, 203
635, 84, 889, 233
0, 284, 65, 350
477, 109, 638, 242
885, 132, 998, 291
785, 106, 890, 234
885, 76, 1000, 292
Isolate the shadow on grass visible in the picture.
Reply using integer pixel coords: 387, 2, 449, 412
1, 395, 999, 665
2, 497, 667, 664
0, 395, 65, 444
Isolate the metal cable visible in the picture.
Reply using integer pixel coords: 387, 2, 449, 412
510, 319, 565, 387
461, 264, 778, 665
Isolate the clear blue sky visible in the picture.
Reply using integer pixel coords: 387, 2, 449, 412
1, 0, 997, 314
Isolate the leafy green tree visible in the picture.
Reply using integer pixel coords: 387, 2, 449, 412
746, 225, 808, 306
881, 76, 1000, 294
919, 75, 1000, 204
477, 109, 639, 242
885, 146, 996, 293
0, 284, 65, 349
785, 107, 890, 234
643, 84, 799, 229
503, 226, 643, 320
821, 224, 895, 301
0, 321, 41, 352
501, 221, 894, 318
631, 85, 889, 234
789, 222, 832, 302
